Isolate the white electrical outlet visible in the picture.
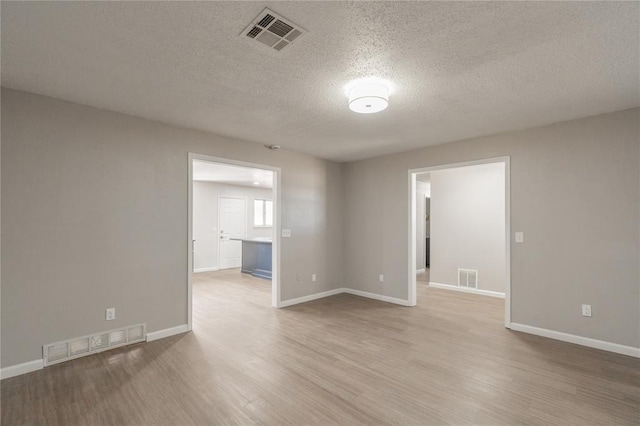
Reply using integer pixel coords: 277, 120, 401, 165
515, 232, 524, 243
379, 274, 384, 282
106, 308, 116, 321
312, 274, 317, 282
581, 304, 592, 317
282, 229, 292, 238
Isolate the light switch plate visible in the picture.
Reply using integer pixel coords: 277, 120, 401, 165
515, 232, 524, 243
282, 229, 292, 238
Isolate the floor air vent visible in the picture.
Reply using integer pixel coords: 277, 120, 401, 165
242, 8, 307, 52
458, 269, 478, 289
43, 324, 146, 366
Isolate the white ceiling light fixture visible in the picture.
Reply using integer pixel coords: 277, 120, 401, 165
348, 80, 390, 114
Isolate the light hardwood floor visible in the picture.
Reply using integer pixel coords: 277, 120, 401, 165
2, 269, 639, 424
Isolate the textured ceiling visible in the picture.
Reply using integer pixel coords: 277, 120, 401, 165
416, 174, 431, 184
2, 2, 638, 162
193, 160, 273, 188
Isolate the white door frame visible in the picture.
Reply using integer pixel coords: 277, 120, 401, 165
217, 196, 247, 270
188, 153, 282, 331
408, 156, 512, 328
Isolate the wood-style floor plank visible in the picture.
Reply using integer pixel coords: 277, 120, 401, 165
2, 268, 639, 425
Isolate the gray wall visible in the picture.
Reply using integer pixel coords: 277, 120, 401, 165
430, 163, 506, 293
1, 88, 344, 367
344, 108, 639, 348
2, 88, 638, 368
193, 181, 272, 272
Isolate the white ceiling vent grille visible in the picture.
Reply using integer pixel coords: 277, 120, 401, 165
242, 8, 307, 52
458, 269, 478, 289
43, 324, 146, 366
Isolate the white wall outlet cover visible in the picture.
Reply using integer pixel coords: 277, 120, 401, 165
312, 274, 317, 282
515, 232, 524, 243
282, 229, 292, 238
106, 308, 116, 321
379, 274, 384, 282
581, 304, 592, 317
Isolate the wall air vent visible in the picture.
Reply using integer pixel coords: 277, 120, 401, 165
242, 8, 307, 52
43, 324, 146, 366
458, 268, 478, 289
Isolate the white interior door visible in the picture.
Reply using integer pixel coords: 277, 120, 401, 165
218, 197, 246, 269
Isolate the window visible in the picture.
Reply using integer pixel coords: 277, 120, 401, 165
254, 199, 273, 227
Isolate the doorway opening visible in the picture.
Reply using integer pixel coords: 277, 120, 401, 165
408, 157, 511, 327
415, 174, 431, 284
188, 154, 281, 331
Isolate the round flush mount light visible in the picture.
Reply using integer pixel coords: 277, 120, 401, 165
348, 81, 390, 114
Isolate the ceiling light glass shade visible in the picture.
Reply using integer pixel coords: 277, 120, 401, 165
348, 82, 389, 114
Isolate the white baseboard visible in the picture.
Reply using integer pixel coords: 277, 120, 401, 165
279, 288, 344, 308
194, 267, 219, 273
146, 324, 190, 342
1, 359, 44, 380
279, 287, 412, 308
3, 325, 189, 380
510, 323, 640, 358
343, 288, 411, 306
429, 282, 505, 299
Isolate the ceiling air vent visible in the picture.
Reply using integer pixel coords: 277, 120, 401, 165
242, 8, 307, 52
246, 26, 262, 39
